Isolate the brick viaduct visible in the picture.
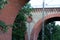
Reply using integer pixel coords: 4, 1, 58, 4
29, 8, 60, 40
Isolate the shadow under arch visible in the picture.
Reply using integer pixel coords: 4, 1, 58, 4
30, 14, 60, 40
45, 17, 60, 25
38, 17, 60, 40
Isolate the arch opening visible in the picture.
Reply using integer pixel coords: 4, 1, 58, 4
37, 17, 60, 40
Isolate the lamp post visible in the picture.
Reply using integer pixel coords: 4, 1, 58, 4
50, 27, 53, 40
49, 23, 53, 40
27, 16, 32, 40
47, 23, 53, 40
42, 0, 45, 40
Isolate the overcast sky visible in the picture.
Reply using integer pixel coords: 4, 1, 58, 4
29, 0, 60, 8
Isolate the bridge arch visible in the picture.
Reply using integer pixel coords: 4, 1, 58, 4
31, 13, 60, 40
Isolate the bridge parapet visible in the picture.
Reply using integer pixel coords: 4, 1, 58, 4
31, 8, 60, 21
45, 8, 60, 15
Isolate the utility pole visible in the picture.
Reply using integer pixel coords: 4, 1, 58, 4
42, 0, 45, 40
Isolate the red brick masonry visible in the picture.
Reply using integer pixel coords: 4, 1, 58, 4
0, 0, 29, 40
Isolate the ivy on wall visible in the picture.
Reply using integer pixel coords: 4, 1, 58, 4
0, 0, 8, 32
0, 21, 8, 32
0, 0, 8, 9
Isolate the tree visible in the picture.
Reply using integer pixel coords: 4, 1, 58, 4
53, 25, 60, 40
12, 3, 32, 40
44, 22, 57, 40
38, 21, 57, 40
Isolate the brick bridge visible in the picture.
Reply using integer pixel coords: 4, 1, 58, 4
26, 8, 60, 40
0, 0, 60, 40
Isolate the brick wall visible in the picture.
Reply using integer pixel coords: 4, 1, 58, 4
0, 0, 29, 40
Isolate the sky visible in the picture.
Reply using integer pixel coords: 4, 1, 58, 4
55, 21, 60, 25
29, 0, 60, 8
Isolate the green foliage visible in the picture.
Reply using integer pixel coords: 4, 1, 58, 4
0, 0, 8, 9
12, 3, 32, 40
0, 21, 8, 32
20, 3, 33, 16
44, 22, 57, 40
38, 22, 57, 40
53, 25, 60, 40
